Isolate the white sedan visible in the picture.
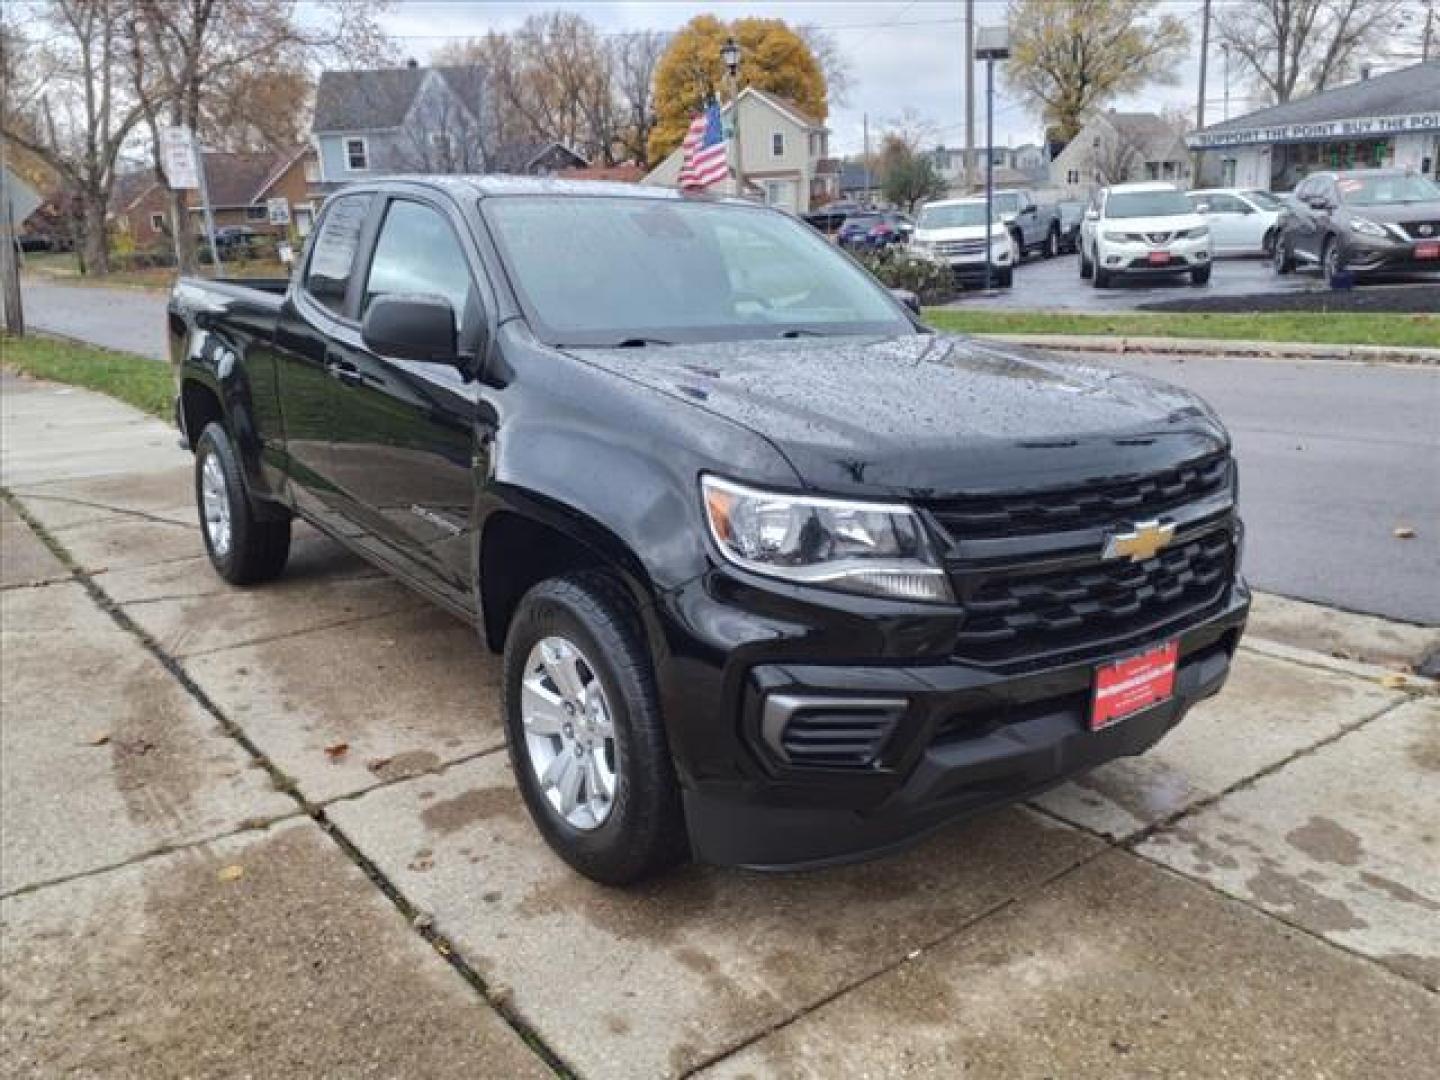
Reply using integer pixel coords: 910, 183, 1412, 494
1187, 188, 1285, 257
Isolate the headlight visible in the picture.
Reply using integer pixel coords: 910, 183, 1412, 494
1180, 226, 1210, 239
701, 476, 953, 603
1350, 216, 1387, 238
1103, 230, 1138, 242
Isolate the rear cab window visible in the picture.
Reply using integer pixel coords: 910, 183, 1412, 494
302, 194, 371, 316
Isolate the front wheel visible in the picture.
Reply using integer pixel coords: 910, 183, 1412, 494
1272, 235, 1295, 274
502, 572, 687, 885
1079, 246, 1094, 279
1093, 263, 1111, 288
194, 423, 290, 586
996, 266, 1014, 288
1044, 227, 1059, 259
1322, 237, 1346, 286
1191, 265, 1212, 286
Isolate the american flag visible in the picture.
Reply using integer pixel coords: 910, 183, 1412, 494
677, 101, 729, 190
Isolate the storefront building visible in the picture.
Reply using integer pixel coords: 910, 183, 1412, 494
1188, 60, 1439, 192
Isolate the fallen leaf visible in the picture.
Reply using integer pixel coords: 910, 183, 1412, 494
216, 864, 245, 883
87, 733, 111, 746
1378, 673, 1409, 689
413, 912, 435, 931
367, 757, 392, 774
324, 742, 350, 760
1393, 526, 1416, 539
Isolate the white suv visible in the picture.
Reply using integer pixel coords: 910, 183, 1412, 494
1079, 182, 1213, 288
910, 198, 1016, 288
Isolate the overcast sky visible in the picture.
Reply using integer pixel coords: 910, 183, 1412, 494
373, 0, 1254, 156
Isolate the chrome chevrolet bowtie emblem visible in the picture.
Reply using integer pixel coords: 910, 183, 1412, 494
1103, 520, 1176, 562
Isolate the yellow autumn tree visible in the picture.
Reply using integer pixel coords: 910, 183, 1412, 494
648, 15, 827, 164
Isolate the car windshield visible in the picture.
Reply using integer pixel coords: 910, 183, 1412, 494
1058, 201, 1083, 222
843, 214, 879, 228
992, 193, 1021, 213
482, 196, 912, 347
1246, 190, 1284, 210
1335, 174, 1440, 206
917, 203, 994, 228
1106, 190, 1192, 218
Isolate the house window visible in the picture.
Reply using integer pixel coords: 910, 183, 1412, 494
304, 158, 319, 183
1144, 162, 1160, 180
1066, 169, 1079, 185
771, 131, 784, 157
1162, 161, 1176, 180
246, 206, 268, 222
149, 212, 165, 233
345, 138, 368, 171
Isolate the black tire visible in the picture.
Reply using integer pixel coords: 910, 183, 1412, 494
1093, 263, 1110, 289
1044, 226, 1059, 259
1191, 265, 1212, 286
1079, 246, 1093, 279
1261, 228, 1276, 258
502, 571, 686, 885
1322, 236, 1345, 286
1009, 229, 1024, 262
194, 422, 290, 586
1272, 234, 1295, 274
996, 266, 1014, 288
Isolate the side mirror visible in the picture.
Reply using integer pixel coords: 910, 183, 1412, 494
890, 288, 921, 315
362, 293, 458, 363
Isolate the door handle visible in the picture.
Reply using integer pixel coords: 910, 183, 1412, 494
325, 358, 364, 387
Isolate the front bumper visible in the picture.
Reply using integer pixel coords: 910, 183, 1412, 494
1098, 237, 1211, 275
1342, 233, 1440, 276
663, 576, 1249, 870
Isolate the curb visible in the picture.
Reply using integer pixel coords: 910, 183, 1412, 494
973, 333, 1440, 367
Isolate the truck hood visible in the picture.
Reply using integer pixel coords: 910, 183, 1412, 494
1105, 212, 1207, 234
914, 224, 1008, 243
570, 334, 1228, 499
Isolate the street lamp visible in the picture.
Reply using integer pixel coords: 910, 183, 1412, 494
975, 26, 1010, 292
721, 35, 745, 198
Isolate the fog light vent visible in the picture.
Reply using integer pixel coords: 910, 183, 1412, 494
762, 695, 907, 769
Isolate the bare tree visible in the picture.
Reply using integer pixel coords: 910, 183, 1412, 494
1216, 0, 1407, 104
611, 30, 665, 165
392, 66, 488, 174
797, 24, 853, 108
1, 0, 153, 275
1089, 120, 1153, 184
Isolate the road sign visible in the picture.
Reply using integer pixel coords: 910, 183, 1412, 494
266, 197, 291, 225
159, 127, 199, 189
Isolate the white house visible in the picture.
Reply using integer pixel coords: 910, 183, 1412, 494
1050, 111, 1192, 198
643, 87, 837, 213
1187, 60, 1440, 191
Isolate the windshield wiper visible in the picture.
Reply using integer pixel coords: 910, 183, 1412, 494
777, 328, 830, 338
613, 336, 673, 347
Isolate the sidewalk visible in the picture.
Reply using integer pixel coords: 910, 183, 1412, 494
3, 370, 1436, 1077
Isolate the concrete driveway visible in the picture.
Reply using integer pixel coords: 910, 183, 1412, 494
2, 370, 1436, 1077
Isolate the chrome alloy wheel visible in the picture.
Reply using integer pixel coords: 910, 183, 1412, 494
521, 636, 618, 830
200, 453, 232, 558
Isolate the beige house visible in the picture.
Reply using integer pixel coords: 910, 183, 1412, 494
643, 87, 837, 213
1050, 111, 1192, 198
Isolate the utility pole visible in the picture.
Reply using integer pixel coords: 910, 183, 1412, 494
1193, 0, 1211, 187
963, 0, 975, 193
1424, 0, 1435, 61
862, 112, 871, 206
0, 136, 25, 336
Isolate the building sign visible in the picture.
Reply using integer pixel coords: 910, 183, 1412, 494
159, 126, 199, 189
266, 197, 291, 225
1188, 111, 1440, 150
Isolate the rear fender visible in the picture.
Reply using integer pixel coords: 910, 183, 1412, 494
177, 317, 278, 506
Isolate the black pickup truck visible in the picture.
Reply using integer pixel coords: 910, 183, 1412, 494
170, 177, 1248, 884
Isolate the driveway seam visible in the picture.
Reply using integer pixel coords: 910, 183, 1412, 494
13, 492, 196, 530
0, 812, 305, 901
164, 600, 432, 661
2, 489, 580, 1079
313, 742, 511, 809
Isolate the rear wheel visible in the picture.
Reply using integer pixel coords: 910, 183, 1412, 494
502, 572, 686, 884
194, 422, 290, 586
1079, 245, 1094, 279
1044, 226, 1059, 259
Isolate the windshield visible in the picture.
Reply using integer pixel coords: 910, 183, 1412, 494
917, 203, 995, 229
1336, 173, 1440, 206
483, 196, 912, 346
842, 214, 879, 228
1246, 190, 1284, 210
1106, 190, 1193, 218
992, 192, 1021, 214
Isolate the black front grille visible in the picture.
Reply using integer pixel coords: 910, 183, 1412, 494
1399, 220, 1440, 240
926, 454, 1230, 540
953, 528, 1235, 664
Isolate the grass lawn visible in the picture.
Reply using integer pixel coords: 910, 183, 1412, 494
2, 335, 173, 421
923, 309, 1440, 349
23, 251, 290, 292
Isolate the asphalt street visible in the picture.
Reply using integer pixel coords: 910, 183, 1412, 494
1099, 353, 1439, 625
19, 279, 169, 361
949, 251, 1440, 311
14, 279, 1438, 624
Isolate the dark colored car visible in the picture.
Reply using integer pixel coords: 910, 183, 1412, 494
838, 211, 910, 251
1057, 200, 1084, 253
168, 178, 1248, 884
1272, 169, 1440, 284
804, 201, 866, 237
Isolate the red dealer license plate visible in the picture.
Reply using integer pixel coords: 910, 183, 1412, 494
1091, 641, 1179, 731
1416, 242, 1439, 260
1147, 251, 1172, 265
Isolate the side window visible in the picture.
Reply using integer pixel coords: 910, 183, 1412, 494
362, 200, 475, 331
772, 132, 784, 157
1208, 193, 1242, 213
302, 194, 370, 316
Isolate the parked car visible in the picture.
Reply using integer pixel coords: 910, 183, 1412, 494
803, 201, 865, 238
211, 226, 260, 254
910, 198, 1015, 287
1079, 182, 1213, 288
992, 189, 1063, 259
1056, 199, 1085, 253
837, 210, 910, 251
1271, 169, 1440, 284
1186, 188, 1282, 256
169, 177, 1248, 884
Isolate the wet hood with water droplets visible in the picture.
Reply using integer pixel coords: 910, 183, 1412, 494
568, 334, 1229, 498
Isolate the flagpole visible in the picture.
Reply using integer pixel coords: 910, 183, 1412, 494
722, 36, 744, 199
